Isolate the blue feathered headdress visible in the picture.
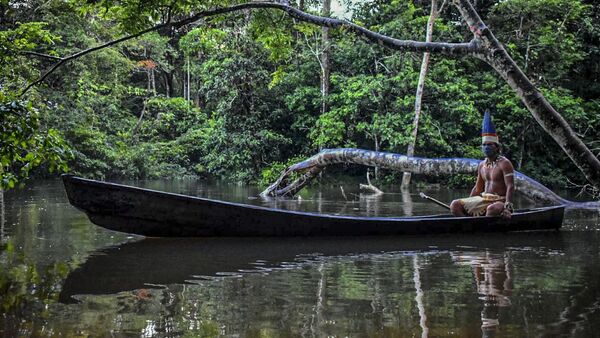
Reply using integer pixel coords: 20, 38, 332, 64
481, 110, 499, 144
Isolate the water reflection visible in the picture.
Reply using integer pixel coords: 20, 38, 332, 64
59, 234, 566, 300
359, 192, 383, 217
453, 251, 513, 337
54, 233, 575, 337
3, 179, 600, 337
402, 189, 414, 216
413, 255, 428, 338
129, 178, 474, 217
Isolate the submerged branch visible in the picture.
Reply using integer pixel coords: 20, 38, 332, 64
261, 148, 599, 210
359, 171, 383, 195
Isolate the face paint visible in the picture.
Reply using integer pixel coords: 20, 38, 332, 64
482, 144, 499, 158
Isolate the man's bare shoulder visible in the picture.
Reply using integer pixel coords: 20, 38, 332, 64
499, 156, 515, 171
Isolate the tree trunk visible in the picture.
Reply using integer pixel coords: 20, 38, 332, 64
518, 124, 527, 170
164, 72, 172, 98
402, 0, 443, 189
182, 72, 186, 100
320, 0, 331, 116
146, 69, 152, 93
131, 99, 148, 139
186, 55, 191, 101
452, 0, 600, 189
0, 189, 4, 242
150, 68, 156, 96
260, 148, 600, 209
374, 133, 380, 179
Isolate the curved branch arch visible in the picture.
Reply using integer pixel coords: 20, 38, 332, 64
261, 148, 599, 210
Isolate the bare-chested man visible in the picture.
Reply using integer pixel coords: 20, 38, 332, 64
450, 111, 515, 219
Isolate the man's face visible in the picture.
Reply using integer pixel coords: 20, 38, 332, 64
482, 142, 499, 158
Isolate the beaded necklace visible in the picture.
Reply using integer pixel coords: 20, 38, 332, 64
484, 156, 503, 169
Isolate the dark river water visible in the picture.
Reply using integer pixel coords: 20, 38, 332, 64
1, 178, 600, 337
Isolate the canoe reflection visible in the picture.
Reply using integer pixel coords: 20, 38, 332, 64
60, 232, 564, 306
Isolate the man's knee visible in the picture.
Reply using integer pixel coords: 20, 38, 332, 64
486, 202, 504, 216
450, 200, 464, 216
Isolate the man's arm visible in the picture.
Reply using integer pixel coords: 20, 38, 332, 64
470, 162, 484, 197
502, 160, 515, 211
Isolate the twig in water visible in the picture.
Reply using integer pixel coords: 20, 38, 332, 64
359, 171, 383, 195
565, 178, 600, 200
340, 186, 348, 201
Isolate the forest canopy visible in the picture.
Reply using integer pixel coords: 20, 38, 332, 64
1, 0, 599, 190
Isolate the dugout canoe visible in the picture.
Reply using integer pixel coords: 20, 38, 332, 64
62, 175, 565, 237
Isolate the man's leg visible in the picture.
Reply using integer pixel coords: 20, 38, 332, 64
450, 200, 468, 216
485, 202, 505, 216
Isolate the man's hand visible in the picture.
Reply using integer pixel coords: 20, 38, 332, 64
501, 208, 512, 220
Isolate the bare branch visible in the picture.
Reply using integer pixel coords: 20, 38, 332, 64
303, 33, 324, 71
174, 2, 479, 56
19, 22, 169, 96
360, 171, 383, 195
439, 0, 449, 14
339, 186, 348, 200
19, 51, 64, 61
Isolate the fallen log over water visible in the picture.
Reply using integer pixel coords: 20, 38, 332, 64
260, 148, 599, 210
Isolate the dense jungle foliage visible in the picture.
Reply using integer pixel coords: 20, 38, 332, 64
1, 0, 599, 189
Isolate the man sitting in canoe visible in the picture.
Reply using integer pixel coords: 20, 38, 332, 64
450, 110, 515, 219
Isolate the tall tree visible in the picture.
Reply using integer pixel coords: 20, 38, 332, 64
401, 0, 446, 189
320, 0, 331, 117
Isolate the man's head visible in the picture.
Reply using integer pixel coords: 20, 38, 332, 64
482, 141, 500, 159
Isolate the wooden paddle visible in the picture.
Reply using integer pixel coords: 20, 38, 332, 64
419, 192, 451, 210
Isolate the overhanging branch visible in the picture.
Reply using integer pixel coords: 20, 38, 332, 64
19, 51, 64, 61
20, 23, 170, 96
19, 1, 481, 96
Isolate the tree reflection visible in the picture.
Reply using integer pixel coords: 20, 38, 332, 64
5, 180, 600, 337
359, 192, 383, 216
0, 240, 70, 336
402, 189, 414, 216
413, 255, 429, 338
55, 233, 585, 336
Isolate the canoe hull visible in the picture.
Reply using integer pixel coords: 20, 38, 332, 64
62, 175, 564, 237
